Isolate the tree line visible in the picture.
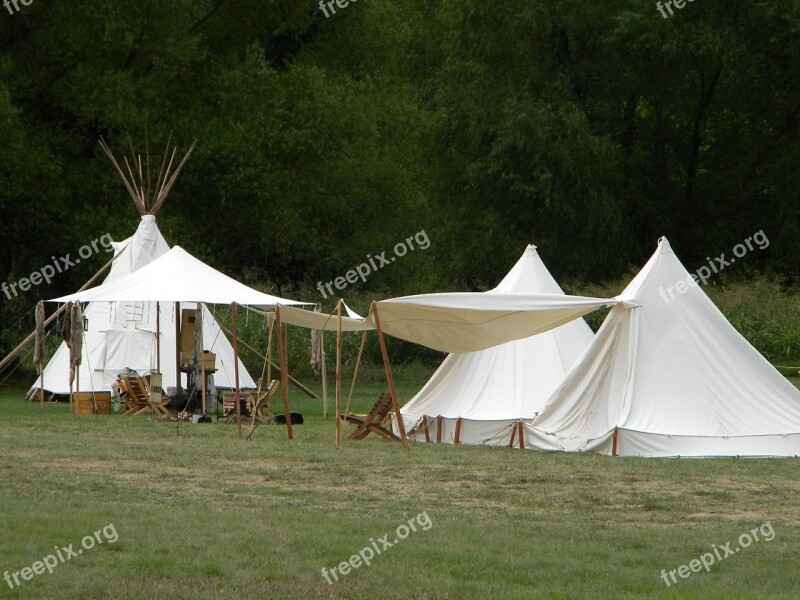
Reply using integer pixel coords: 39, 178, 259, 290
1, 0, 798, 359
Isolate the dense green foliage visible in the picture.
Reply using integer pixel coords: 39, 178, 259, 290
1, 1, 798, 362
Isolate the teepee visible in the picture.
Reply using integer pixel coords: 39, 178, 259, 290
526, 237, 800, 457
30, 137, 256, 396
396, 244, 595, 445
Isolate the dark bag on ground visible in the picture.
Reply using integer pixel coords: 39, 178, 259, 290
270, 411, 304, 425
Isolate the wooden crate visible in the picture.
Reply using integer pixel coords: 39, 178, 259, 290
73, 392, 111, 415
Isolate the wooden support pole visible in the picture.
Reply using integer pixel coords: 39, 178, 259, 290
335, 300, 343, 448
612, 427, 619, 457
231, 303, 242, 438
436, 416, 443, 444
215, 321, 318, 399
518, 421, 525, 450
274, 306, 293, 440
321, 330, 328, 418
198, 303, 206, 415
334, 302, 341, 446
422, 416, 431, 443
175, 302, 181, 394
370, 303, 408, 450
454, 418, 463, 445
508, 422, 517, 448
155, 302, 161, 374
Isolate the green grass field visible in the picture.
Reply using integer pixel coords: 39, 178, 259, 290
2, 377, 800, 599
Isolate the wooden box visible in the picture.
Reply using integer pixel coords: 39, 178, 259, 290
73, 392, 111, 415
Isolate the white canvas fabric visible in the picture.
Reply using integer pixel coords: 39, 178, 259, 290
374, 291, 613, 353
395, 245, 595, 445
271, 303, 371, 333
526, 237, 800, 457
53, 245, 309, 306
34, 216, 257, 394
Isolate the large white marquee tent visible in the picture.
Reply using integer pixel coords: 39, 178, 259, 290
526, 237, 800, 457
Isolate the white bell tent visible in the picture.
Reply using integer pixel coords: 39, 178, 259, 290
526, 237, 800, 457
395, 244, 595, 445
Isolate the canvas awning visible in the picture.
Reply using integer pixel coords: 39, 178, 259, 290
373, 292, 616, 353
51, 246, 309, 307
269, 302, 372, 333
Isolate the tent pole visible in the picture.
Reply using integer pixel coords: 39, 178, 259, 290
370, 302, 408, 450
155, 302, 161, 374
215, 321, 318, 399
199, 303, 206, 416
612, 427, 619, 457
175, 302, 181, 394
274, 306, 293, 440
335, 300, 342, 448
321, 330, 327, 418
231, 303, 242, 438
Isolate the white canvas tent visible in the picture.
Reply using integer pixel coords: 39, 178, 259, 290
32, 216, 258, 395
526, 237, 800, 457
395, 244, 595, 445
55, 245, 309, 307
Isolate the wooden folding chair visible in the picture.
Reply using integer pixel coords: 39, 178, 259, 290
340, 392, 401, 442
251, 379, 280, 422
245, 380, 281, 439
122, 373, 171, 417
147, 373, 171, 418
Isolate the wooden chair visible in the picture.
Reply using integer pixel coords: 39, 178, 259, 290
245, 380, 281, 440
147, 373, 171, 418
122, 373, 171, 417
251, 379, 280, 422
340, 392, 400, 442
219, 389, 257, 423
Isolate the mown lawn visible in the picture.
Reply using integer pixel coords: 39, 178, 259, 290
1, 378, 800, 599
